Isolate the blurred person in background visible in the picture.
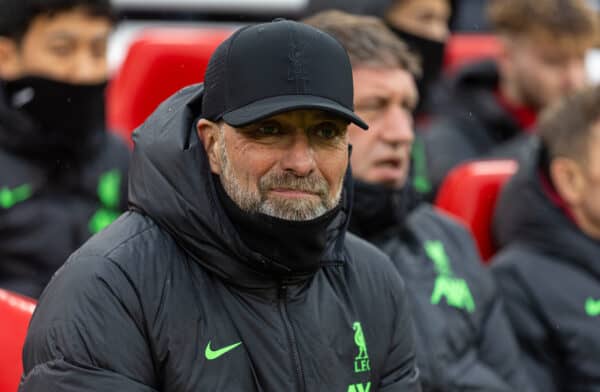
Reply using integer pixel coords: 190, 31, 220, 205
304, 11, 533, 392
491, 86, 600, 391
419, 0, 597, 198
381, 0, 453, 195
383, 0, 452, 119
0, 0, 129, 298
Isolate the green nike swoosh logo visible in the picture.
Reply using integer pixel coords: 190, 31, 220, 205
0, 184, 32, 209
205, 341, 242, 360
586, 298, 600, 317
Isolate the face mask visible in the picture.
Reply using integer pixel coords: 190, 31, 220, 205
387, 25, 446, 113
3, 76, 107, 157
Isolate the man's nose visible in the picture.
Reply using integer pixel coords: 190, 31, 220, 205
378, 104, 415, 146
69, 52, 107, 84
429, 22, 450, 43
280, 131, 316, 176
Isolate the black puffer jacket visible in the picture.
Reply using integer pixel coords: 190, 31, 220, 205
349, 181, 533, 391
491, 143, 600, 392
20, 85, 421, 391
0, 85, 129, 298
419, 60, 533, 198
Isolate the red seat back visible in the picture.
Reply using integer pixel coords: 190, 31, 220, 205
435, 160, 518, 261
107, 28, 233, 145
0, 289, 36, 392
444, 34, 502, 74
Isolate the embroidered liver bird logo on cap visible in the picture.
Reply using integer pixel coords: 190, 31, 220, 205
288, 30, 311, 93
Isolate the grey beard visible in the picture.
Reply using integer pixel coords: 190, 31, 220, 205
217, 134, 342, 221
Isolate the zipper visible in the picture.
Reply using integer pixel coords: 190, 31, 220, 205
278, 283, 306, 392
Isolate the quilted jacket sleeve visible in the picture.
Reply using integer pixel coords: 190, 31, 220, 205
19, 254, 159, 392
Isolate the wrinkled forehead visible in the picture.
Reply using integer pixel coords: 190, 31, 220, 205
352, 66, 419, 103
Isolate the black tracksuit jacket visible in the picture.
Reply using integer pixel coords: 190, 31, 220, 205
419, 60, 533, 198
349, 182, 533, 391
0, 86, 129, 298
491, 142, 600, 391
20, 85, 421, 391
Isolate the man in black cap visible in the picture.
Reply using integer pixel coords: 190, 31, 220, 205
20, 19, 421, 391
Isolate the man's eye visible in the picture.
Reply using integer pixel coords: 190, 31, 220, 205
416, 13, 436, 24
258, 125, 281, 135
47, 40, 76, 57
91, 41, 108, 59
356, 99, 387, 113
315, 124, 341, 139
401, 101, 417, 113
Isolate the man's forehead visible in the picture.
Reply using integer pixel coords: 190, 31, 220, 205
27, 9, 112, 38
353, 67, 418, 96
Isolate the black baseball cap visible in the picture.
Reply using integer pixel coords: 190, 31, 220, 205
202, 19, 368, 130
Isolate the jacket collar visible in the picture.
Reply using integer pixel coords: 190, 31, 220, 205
348, 179, 421, 239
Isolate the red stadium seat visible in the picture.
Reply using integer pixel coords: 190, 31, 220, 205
435, 160, 518, 262
0, 289, 36, 392
444, 34, 502, 74
107, 28, 233, 145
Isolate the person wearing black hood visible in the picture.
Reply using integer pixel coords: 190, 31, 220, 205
0, 0, 129, 298
491, 86, 600, 391
20, 19, 421, 391
383, 0, 451, 121
303, 11, 533, 392
418, 0, 597, 199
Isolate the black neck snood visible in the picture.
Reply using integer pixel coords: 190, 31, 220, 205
1, 76, 107, 161
349, 179, 421, 238
215, 175, 342, 278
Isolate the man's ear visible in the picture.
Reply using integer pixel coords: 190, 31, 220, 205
197, 118, 223, 175
550, 157, 585, 206
0, 37, 21, 80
